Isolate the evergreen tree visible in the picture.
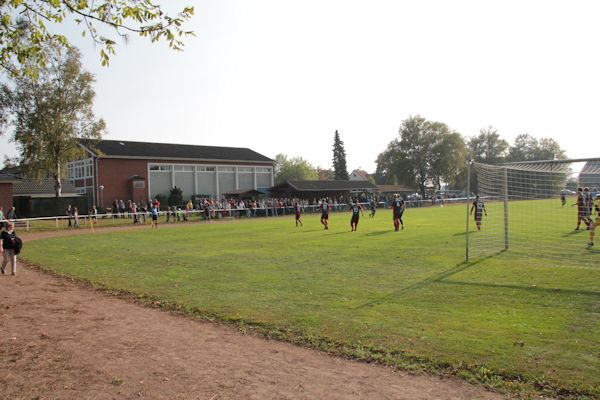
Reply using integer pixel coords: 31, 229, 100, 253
332, 130, 349, 180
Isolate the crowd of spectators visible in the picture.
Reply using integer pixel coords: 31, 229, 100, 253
102, 196, 385, 224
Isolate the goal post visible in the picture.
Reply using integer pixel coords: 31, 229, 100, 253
466, 158, 600, 265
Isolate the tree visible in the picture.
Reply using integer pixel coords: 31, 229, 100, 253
274, 153, 318, 184
0, 46, 105, 196
0, 0, 194, 77
468, 126, 509, 165
316, 166, 334, 181
332, 130, 349, 180
168, 186, 183, 207
431, 129, 467, 190
2, 155, 19, 169
507, 134, 566, 162
375, 115, 467, 196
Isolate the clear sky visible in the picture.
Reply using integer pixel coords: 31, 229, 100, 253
1, 0, 599, 173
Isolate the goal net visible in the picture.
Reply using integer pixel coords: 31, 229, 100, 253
467, 159, 600, 266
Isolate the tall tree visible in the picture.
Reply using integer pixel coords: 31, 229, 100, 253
468, 126, 509, 164
375, 115, 467, 196
507, 134, 566, 162
332, 130, 349, 180
0, 0, 194, 77
274, 153, 318, 184
0, 46, 105, 196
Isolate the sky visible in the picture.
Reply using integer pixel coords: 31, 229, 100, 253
1, 0, 600, 173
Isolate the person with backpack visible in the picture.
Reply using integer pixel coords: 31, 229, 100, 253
1, 221, 20, 276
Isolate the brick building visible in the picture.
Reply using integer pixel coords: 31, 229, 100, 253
68, 140, 274, 209
0, 172, 19, 210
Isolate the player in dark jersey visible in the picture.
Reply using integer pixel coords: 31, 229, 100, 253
391, 194, 405, 231
369, 199, 377, 218
470, 195, 487, 230
294, 201, 303, 227
349, 200, 364, 231
320, 198, 330, 230
572, 187, 591, 230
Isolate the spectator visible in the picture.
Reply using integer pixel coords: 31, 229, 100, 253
5, 207, 17, 228
90, 205, 98, 223
1, 221, 18, 275
66, 204, 73, 228
73, 207, 80, 228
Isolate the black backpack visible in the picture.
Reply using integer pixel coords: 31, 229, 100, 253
11, 235, 23, 255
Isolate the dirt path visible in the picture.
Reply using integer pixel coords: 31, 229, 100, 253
0, 228, 506, 399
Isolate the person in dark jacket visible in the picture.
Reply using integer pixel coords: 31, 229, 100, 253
1, 221, 18, 276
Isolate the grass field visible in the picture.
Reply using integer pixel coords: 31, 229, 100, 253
21, 202, 600, 398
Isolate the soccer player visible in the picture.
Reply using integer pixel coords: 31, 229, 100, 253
391, 194, 405, 231
349, 200, 364, 231
572, 187, 590, 230
470, 195, 487, 231
587, 195, 600, 248
560, 191, 566, 207
320, 198, 331, 230
369, 199, 377, 218
294, 201, 303, 227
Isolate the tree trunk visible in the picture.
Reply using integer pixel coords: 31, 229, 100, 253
419, 180, 427, 198
55, 162, 62, 197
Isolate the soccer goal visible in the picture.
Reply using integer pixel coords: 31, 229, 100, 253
466, 158, 600, 265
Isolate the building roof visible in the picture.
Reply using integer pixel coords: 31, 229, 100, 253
273, 180, 377, 192
81, 139, 274, 164
349, 169, 370, 181
13, 178, 79, 197
0, 172, 20, 183
580, 161, 600, 175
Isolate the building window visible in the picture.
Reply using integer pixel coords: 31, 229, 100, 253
174, 165, 194, 172
256, 167, 272, 173
238, 167, 254, 173
218, 167, 234, 172
197, 167, 216, 172
67, 158, 93, 180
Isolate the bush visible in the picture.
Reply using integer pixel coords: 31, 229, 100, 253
168, 187, 183, 207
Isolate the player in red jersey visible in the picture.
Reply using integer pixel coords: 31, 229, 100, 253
349, 200, 364, 231
294, 201, 303, 227
320, 198, 331, 230
391, 194, 405, 231
572, 187, 591, 230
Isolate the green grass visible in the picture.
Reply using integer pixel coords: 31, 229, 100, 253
21, 202, 600, 399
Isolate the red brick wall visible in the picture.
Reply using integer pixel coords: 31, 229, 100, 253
0, 182, 13, 211
96, 158, 149, 208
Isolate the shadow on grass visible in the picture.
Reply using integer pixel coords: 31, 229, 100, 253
439, 280, 600, 297
366, 230, 392, 236
353, 252, 504, 309
562, 229, 587, 237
